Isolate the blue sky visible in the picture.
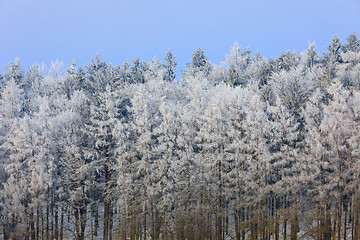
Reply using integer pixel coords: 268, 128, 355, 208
1, 0, 360, 75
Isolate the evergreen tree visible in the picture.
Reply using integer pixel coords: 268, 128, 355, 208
85, 55, 109, 96
24, 64, 44, 114
63, 59, 77, 99
4, 57, 24, 87
306, 42, 319, 68
342, 32, 360, 53
130, 57, 148, 84
325, 34, 342, 63
275, 50, 299, 71
225, 42, 252, 86
323, 35, 342, 81
163, 49, 177, 82
185, 47, 212, 76
87, 85, 118, 240
147, 56, 163, 80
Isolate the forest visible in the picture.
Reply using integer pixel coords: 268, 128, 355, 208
1, 33, 360, 240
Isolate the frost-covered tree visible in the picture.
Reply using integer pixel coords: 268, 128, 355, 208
24, 64, 44, 114
306, 42, 319, 68
185, 47, 212, 77
130, 57, 148, 84
0, 77, 24, 239
325, 34, 342, 63
270, 66, 314, 138
50, 90, 91, 240
0, 79, 23, 129
146, 56, 162, 80
224, 42, 252, 86
84, 55, 109, 96
267, 96, 303, 240
4, 58, 25, 87
322, 35, 342, 82
267, 97, 301, 193
275, 50, 299, 72
342, 32, 360, 53
63, 59, 77, 99
247, 51, 274, 87
163, 49, 177, 82
87, 85, 118, 240
341, 33, 360, 67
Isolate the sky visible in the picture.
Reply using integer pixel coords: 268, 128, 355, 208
1, 0, 360, 76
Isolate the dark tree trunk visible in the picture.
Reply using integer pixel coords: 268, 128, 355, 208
30, 208, 35, 240
80, 205, 87, 240
103, 162, 111, 240
290, 206, 298, 240
46, 203, 49, 240
60, 207, 64, 240
234, 211, 240, 240
54, 206, 58, 240
36, 206, 40, 240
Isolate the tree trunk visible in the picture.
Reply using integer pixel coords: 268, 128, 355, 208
50, 196, 54, 240
36, 205, 40, 240
161, 210, 167, 240
151, 205, 155, 240
80, 205, 87, 240
143, 205, 147, 240
275, 197, 280, 240
218, 152, 223, 240
94, 201, 99, 237
55, 206, 59, 240
29, 208, 35, 240
75, 208, 80, 240
324, 202, 332, 240
283, 196, 287, 240
104, 125, 112, 240
344, 207, 347, 240
46, 203, 49, 240
290, 202, 298, 240
337, 199, 341, 240
103, 195, 110, 240
235, 211, 240, 240
103, 161, 111, 240
109, 207, 113, 240
355, 200, 359, 240
41, 206, 44, 240
60, 207, 64, 240
241, 207, 246, 240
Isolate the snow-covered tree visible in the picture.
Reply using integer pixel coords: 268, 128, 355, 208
87, 85, 118, 240
306, 42, 319, 68
185, 47, 212, 77
4, 58, 25, 87
163, 49, 177, 82
342, 32, 360, 53
224, 42, 252, 86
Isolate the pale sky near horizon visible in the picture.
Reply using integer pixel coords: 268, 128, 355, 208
1, 0, 360, 77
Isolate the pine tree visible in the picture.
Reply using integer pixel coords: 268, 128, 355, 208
63, 59, 77, 99
4, 57, 24, 87
275, 50, 299, 72
225, 42, 252, 86
342, 32, 360, 53
185, 47, 212, 77
87, 85, 118, 240
24, 64, 44, 114
130, 57, 148, 84
306, 42, 319, 68
163, 49, 177, 82
325, 34, 342, 63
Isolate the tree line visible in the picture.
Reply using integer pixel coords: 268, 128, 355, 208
1, 33, 360, 240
